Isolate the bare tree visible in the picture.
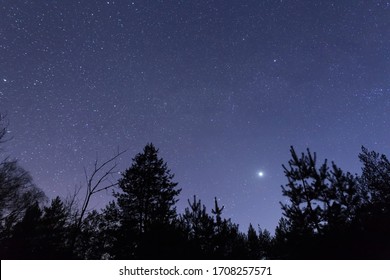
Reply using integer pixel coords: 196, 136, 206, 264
75, 149, 126, 231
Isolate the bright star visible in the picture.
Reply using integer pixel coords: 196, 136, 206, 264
258, 171, 264, 177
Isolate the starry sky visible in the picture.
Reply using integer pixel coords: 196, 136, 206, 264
1, 0, 389, 232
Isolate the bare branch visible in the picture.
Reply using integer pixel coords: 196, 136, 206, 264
64, 184, 82, 217
92, 182, 119, 194
75, 149, 126, 232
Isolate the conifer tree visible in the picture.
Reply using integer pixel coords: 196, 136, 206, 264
258, 227, 271, 259
29, 197, 72, 259
115, 143, 181, 235
181, 195, 214, 257
279, 147, 364, 258
281, 146, 361, 236
246, 223, 260, 259
359, 146, 390, 209
211, 197, 224, 233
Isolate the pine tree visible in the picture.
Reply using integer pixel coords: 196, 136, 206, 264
114, 143, 181, 258
38, 197, 72, 259
258, 227, 271, 259
356, 147, 390, 258
246, 223, 260, 259
359, 146, 390, 209
281, 146, 360, 236
181, 195, 214, 258
211, 197, 224, 233
279, 146, 364, 258
76, 202, 121, 259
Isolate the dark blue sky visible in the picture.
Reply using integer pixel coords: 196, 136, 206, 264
1, 0, 389, 232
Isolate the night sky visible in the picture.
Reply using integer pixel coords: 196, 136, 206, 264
1, 0, 389, 232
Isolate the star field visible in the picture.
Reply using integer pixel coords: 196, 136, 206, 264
1, 0, 390, 232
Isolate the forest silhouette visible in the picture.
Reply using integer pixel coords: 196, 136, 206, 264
1, 113, 390, 260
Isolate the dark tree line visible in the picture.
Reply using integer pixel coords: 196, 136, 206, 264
271, 147, 390, 259
1, 115, 390, 259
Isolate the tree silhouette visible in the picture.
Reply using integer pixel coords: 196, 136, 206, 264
354, 147, 390, 258
180, 195, 216, 258
246, 223, 260, 259
179, 195, 249, 259
39, 197, 72, 259
114, 143, 181, 258
0, 197, 75, 259
76, 201, 122, 259
76, 149, 125, 232
257, 227, 272, 259
0, 160, 46, 229
278, 146, 364, 258
1, 202, 43, 259
211, 197, 225, 237
359, 146, 390, 209
271, 217, 291, 259
209, 198, 246, 259
0, 114, 46, 235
